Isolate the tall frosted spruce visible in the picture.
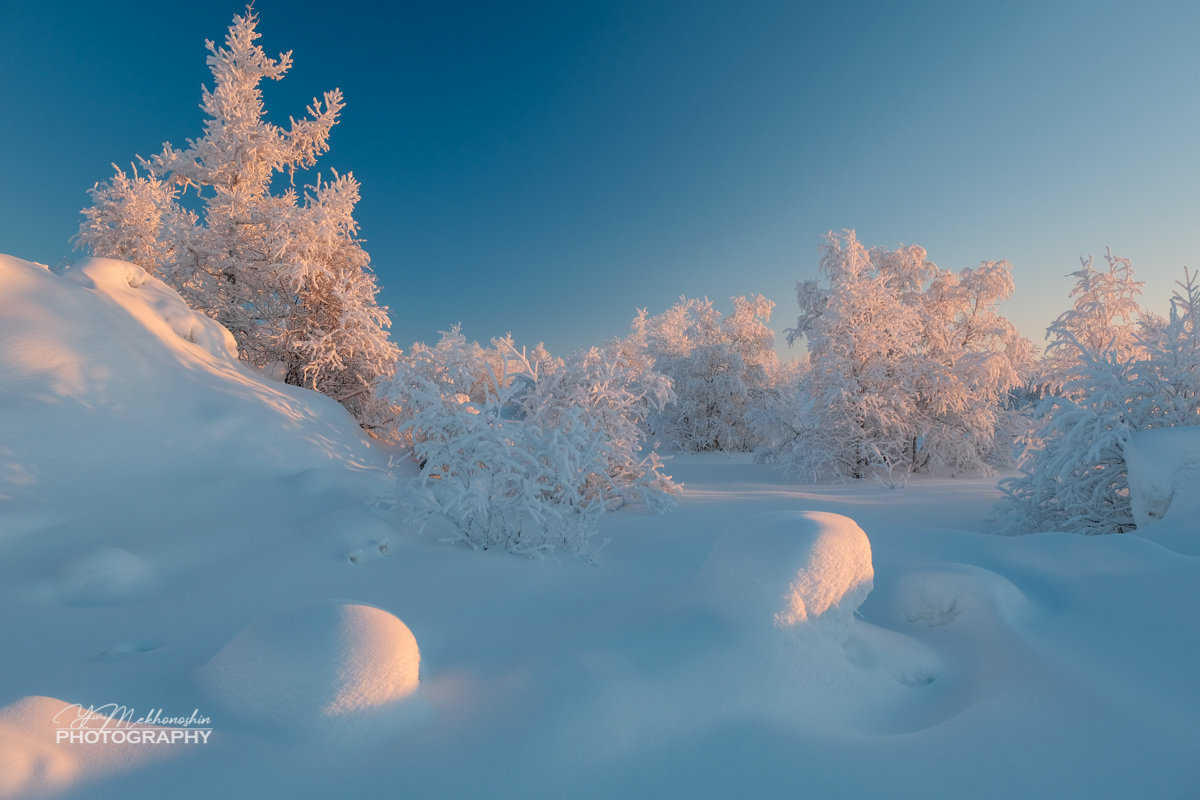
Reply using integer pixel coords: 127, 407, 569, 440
78, 7, 398, 424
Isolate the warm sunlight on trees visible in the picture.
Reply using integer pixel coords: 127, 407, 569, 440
766, 230, 1031, 482
77, 7, 397, 423
634, 295, 780, 452
999, 255, 1200, 534
380, 330, 678, 555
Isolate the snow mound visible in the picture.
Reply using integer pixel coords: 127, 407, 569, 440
198, 601, 420, 730
55, 546, 157, 606
693, 510, 874, 641
1125, 427, 1200, 553
0, 695, 180, 799
0, 252, 388, 527
63, 257, 239, 362
893, 563, 1034, 628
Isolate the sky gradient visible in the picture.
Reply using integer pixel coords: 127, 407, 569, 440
3, 0, 1199, 357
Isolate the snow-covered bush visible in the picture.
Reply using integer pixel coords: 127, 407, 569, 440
999, 254, 1200, 534
76, 8, 397, 423
636, 295, 780, 452
397, 364, 608, 557
764, 230, 1031, 482
381, 332, 679, 555
535, 338, 679, 512
998, 353, 1143, 534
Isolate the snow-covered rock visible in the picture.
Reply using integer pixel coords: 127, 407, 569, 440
693, 510, 874, 642
197, 601, 420, 730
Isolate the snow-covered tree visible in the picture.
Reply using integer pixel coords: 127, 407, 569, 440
77, 165, 197, 281
1135, 268, 1200, 426
380, 331, 679, 555
765, 230, 1031, 482
998, 256, 1200, 534
636, 294, 779, 452
76, 7, 397, 422
998, 355, 1143, 535
388, 341, 607, 556
536, 338, 679, 511
1040, 248, 1143, 396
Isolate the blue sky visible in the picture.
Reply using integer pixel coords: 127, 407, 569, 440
3, 0, 1199, 357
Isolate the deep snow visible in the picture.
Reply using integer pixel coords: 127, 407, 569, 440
1, 253, 1198, 799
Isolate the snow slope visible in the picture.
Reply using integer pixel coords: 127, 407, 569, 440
1, 252, 1198, 798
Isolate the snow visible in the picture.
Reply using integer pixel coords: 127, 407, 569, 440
52, 547, 159, 607
691, 510, 873, 638
0, 695, 185, 798
1125, 426, 1200, 554
198, 601, 420, 730
2, 251, 1199, 798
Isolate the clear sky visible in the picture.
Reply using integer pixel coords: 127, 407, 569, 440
3, 0, 1199, 357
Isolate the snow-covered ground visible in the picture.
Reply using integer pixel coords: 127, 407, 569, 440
1, 253, 1198, 798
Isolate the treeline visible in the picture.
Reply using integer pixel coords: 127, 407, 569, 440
77, 9, 1199, 552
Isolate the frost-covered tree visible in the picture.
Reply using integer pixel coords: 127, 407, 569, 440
1040, 248, 1144, 396
998, 256, 1200, 534
997, 250, 1144, 534
1135, 268, 1200, 425
636, 294, 779, 452
387, 341, 607, 556
77, 165, 197, 279
380, 331, 679, 555
76, 7, 397, 421
537, 338, 679, 511
765, 230, 1031, 482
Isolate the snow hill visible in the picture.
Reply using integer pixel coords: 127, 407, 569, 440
1, 252, 1198, 798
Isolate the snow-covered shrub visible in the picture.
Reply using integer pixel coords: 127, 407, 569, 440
400, 371, 609, 556
998, 353, 1143, 534
999, 255, 1200, 534
636, 295, 780, 452
381, 332, 679, 555
76, 8, 397, 423
534, 338, 679, 512
765, 230, 1031, 482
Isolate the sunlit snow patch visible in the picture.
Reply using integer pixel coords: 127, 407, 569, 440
198, 601, 421, 734
693, 510, 873, 642
0, 695, 184, 799
63, 257, 239, 362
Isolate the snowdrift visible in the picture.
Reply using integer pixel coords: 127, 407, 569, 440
1126, 426, 1200, 554
0, 254, 390, 524
692, 509, 873, 640
0, 695, 186, 799
198, 601, 420, 730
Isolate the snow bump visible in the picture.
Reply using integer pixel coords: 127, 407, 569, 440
893, 563, 1033, 629
694, 510, 874, 641
197, 601, 420, 730
55, 547, 158, 606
